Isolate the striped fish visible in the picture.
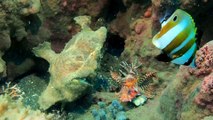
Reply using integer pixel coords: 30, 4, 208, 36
152, 9, 199, 67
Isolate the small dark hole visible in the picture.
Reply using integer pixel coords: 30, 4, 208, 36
105, 33, 125, 57
173, 16, 177, 21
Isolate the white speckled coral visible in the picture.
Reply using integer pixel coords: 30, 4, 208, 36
33, 16, 107, 110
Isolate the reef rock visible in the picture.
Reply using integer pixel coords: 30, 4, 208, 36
0, 52, 6, 77
195, 73, 213, 112
194, 40, 213, 76
33, 16, 107, 110
19, 0, 41, 16
0, 95, 53, 120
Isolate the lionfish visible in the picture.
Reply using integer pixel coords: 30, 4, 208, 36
110, 61, 156, 102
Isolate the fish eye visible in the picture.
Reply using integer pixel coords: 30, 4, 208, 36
173, 16, 177, 21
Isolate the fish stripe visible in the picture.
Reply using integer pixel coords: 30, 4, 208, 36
155, 21, 176, 39
184, 48, 196, 66
171, 43, 196, 65
153, 19, 188, 49
189, 58, 196, 67
163, 26, 190, 53
171, 37, 196, 59
169, 28, 196, 55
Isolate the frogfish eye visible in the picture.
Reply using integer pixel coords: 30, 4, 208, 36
173, 16, 177, 21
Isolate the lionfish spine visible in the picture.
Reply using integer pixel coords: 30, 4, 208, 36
139, 72, 156, 89
141, 72, 156, 81
110, 71, 122, 84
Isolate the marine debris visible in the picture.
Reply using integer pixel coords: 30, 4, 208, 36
33, 16, 107, 110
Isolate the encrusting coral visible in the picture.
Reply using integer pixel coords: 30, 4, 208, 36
18, 0, 41, 16
177, 41, 213, 114
193, 40, 213, 76
0, 0, 41, 77
0, 82, 53, 120
0, 52, 6, 77
0, 95, 53, 120
195, 73, 213, 112
33, 16, 107, 110
193, 40, 213, 113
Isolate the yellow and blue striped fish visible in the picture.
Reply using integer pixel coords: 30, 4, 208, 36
152, 9, 199, 67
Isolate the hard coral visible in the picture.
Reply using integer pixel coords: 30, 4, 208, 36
0, 95, 53, 120
201, 73, 213, 94
194, 41, 213, 76
195, 73, 213, 112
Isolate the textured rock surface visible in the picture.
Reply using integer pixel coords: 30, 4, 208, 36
159, 66, 204, 120
0, 0, 42, 78
33, 16, 107, 110
19, 0, 41, 16
0, 52, 6, 77
18, 75, 48, 110
0, 95, 53, 120
194, 40, 213, 76
195, 73, 213, 113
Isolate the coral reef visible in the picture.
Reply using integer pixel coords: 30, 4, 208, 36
17, 75, 48, 110
0, 0, 212, 119
0, 0, 42, 78
60, 0, 108, 17
0, 82, 23, 99
33, 16, 107, 110
158, 66, 203, 120
91, 100, 127, 120
0, 95, 53, 120
0, 81, 52, 120
192, 41, 213, 113
7, 58, 35, 81
0, 53, 6, 77
195, 73, 213, 112
19, 0, 41, 16
193, 41, 213, 76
